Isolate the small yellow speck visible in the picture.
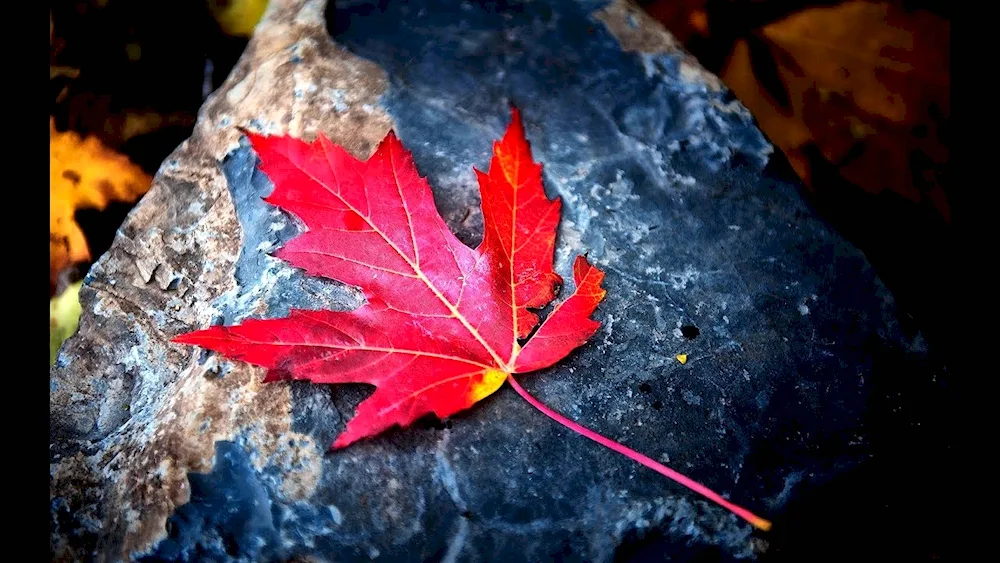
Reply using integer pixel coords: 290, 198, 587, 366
676, 354, 688, 364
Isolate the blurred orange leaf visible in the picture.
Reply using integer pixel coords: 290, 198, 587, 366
50, 118, 152, 291
719, 1, 950, 219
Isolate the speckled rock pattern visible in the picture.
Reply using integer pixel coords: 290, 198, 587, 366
50, 1, 934, 562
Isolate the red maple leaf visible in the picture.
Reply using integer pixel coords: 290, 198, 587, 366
174, 108, 771, 531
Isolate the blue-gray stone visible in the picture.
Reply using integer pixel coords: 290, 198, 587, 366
50, 1, 950, 562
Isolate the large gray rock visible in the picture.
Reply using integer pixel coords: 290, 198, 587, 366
50, 1, 943, 561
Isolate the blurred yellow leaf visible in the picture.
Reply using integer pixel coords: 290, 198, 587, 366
50, 119, 152, 291
209, 0, 269, 37
50, 281, 83, 366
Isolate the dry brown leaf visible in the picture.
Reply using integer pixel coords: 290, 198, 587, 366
720, 1, 950, 219
760, 1, 949, 124
50, 118, 152, 291
721, 38, 815, 182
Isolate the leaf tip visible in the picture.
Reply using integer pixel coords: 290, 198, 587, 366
236, 125, 261, 141
572, 255, 606, 290
331, 434, 355, 450
572, 253, 593, 269
372, 128, 412, 164
498, 104, 527, 151
378, 128, 403, 149
508, 103, 522, 125
238, 127, 273, 156
171, 331, 200, 345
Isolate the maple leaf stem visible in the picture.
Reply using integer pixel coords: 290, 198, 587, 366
506, 375, 773, 532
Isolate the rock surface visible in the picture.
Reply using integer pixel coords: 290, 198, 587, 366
50, 1, 945, 561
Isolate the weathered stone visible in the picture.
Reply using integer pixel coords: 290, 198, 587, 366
50, 1, 943, 561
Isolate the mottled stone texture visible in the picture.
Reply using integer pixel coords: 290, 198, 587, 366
50, 1, 944, 562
